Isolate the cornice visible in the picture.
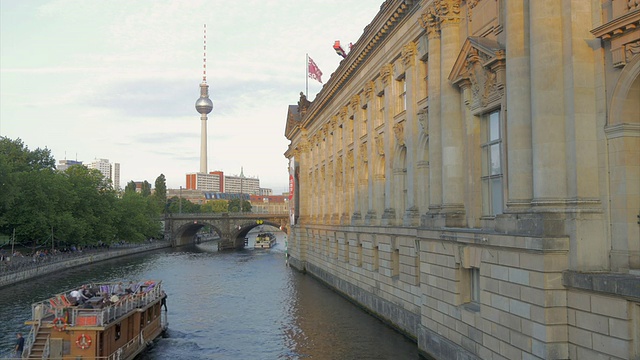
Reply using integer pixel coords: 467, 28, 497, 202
591, 9, 640, 40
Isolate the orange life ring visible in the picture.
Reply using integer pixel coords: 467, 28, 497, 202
76, 333, 92, 349
53, 317, 67, 332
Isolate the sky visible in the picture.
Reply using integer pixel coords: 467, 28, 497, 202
0, 0, 384, 193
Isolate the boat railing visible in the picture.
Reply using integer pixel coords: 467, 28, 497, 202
42, 335, 50, 360
22, 321, 39, 359
106, 330, 146, 360
30, 281, 163, 328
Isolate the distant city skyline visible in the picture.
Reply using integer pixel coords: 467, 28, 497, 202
0, 0, 383, 193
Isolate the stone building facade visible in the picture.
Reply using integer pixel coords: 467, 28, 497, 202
284, 0, 639, 359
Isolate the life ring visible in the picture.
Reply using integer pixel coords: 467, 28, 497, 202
53, 317, 67, 332
76, 333, 92, 349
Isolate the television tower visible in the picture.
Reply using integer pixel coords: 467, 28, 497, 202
195, 24, 213, 174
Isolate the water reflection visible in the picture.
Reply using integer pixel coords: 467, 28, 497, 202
1, 236, 420, 359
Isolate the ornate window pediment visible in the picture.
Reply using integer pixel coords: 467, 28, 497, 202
449, 37, 505, 111
592, 8, 640, 68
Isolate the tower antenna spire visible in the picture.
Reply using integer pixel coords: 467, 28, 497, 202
195, 24, 213, 175
203, 24, 207, 82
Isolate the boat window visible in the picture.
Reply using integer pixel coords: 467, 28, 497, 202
115, 323, 121, 341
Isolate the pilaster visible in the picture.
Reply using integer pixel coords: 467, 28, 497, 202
504, 0, 533, 211
420, 3, 444, 224
530, 0, 568, 205
440, 0, 466, 226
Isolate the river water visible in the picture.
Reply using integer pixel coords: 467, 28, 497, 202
0, 232, 421, 359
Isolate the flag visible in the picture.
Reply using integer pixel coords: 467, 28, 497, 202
308, 56, 323, 83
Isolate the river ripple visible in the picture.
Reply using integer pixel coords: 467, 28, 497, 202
0, 234, 421, 359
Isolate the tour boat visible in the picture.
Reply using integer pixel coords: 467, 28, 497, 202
21, 280, 168, 359
254, 232, 276, 249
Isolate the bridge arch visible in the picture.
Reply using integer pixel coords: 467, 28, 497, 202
165, 213, 289, 248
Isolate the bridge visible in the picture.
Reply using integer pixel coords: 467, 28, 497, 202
164, 212, 289, 249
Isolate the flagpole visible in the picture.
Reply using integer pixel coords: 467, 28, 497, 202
305, 53, 309, 97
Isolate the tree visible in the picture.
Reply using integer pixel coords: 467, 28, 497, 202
166, 196, 201, 213
228, 198, 251, 213
125, 181, 137, 194
201, 200, 228, 213
141, 181, 151, 197
153, 174, 167, 213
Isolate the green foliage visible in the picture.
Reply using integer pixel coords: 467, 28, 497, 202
166, 196, 201, 213
141, 181, 151, 197
201, 200, 228, 213
0, 136, 163, 248
152, 174, 167, 213
228, 199, 252, 213
125, 181, 137, 194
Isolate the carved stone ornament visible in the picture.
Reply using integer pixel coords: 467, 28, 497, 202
467, 0, 480, 21
347, 150, 354, 169
380, 64, 394, 86
418, 107, 428, 134
419, 4, 440, 38
364, 80, 376, 100
402, 41, 418, 68
393, 122, 405, 146
467, 48, 497, 107
340, 106, 349, 120
298, 139, 310, 153
438, 0, 461, 26
626, 41, 640, 63
359, 142, 368, 164
351, 94, 361, 111
375, 135, 385, 156
449, 37, 505, 111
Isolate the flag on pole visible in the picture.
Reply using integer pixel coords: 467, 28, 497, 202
308, 56, 323, 83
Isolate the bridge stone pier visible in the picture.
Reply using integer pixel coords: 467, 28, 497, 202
164, 213, 289, 249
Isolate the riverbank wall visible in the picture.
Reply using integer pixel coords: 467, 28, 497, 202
0, 241, 171, 289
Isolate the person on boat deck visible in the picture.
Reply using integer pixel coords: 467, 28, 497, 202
126, 281, 135, 294
113, 282, 125, 294
161, 290, 167, 311
15, 333, 24, 355
82, 284, 93, 298
70, 289, 88, 304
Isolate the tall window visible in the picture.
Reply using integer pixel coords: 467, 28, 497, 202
377, 94, 385, 128
481, 110, 503, 216
397, 75, 407, 113
470, 267, 480, 303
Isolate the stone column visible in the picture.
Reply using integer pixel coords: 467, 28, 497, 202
380, 64, 397, 224
364, 81, 378, 224
530, 0, 568, 203
504, 0, 533, 210
439, 0, 465, 223
352, 97, 363, 224
420, 5, 443, 221
329, 117, 339, 224
402, 41, 421, 226
563, 0, 605, 271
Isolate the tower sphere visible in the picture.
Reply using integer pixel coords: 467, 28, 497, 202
196, 97, 213, 114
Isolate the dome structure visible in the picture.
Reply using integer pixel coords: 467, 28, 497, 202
196, 96, 213, 114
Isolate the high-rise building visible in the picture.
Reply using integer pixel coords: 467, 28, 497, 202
111, 163, 121, 190
88, 158, 120, 189
185, 171, 223, 192
56, 159, 83, 172
224, 168, 259, 195
88, 158, 111, 179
